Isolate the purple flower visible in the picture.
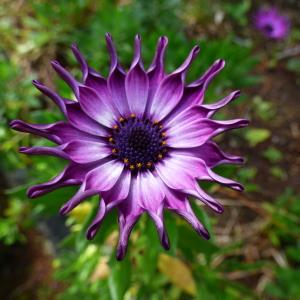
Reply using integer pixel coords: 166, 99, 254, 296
10, 34, 248, 260
254, 8, 290, 40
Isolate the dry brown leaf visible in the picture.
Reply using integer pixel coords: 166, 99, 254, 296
158, 254, 196, 296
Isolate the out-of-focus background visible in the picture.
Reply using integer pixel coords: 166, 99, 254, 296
1, 0, 300, 299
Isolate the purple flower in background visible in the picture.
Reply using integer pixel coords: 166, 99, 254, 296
254, 8, 290, 40
10, 34, 248, 260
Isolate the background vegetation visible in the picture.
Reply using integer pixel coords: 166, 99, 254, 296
1, 0, 300, 299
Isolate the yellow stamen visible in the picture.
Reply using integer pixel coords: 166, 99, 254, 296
136, 162, 142, 169
108, 137, 114, 143
119, 117, 125, 122
123, 158, 129, 164
153, 120, 159, 125
130, 113, 136, 118
112, 148, 117, 154
113, 125, 119, 130
129, 164, 135, 170
161, 132, 167, 137
161, 141, 167, 146
158, 153, 163, 159
146, 162, 152, 168
159, 125, 163, 129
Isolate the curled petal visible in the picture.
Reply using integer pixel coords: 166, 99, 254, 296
149, 45, 200, 121
175, 141, 244, 168
32, 80, 67, 115
51, 60, 80, 99
106, 33, 130, 116
101, 169, 131, 209
87, 170, 132, 240
167, 116, 249, 148
201, 90, 241, 118
10, 120, 100, 144
86, 199, 107, 240
27, 163, 95, 198
188, 59, 225, 100
59, 185, 97, 215
164, 189, 210, 239
149, 208, 170, 250
71, 43, 89, 82
125, 35, 149, 117
19, 145, 69, 160
60, 160, 124, 216
116, 212, 140, 260
166, 59, 225, 119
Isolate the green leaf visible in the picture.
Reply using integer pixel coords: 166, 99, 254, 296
108, 257, 131, 300
244, 128, 271, 147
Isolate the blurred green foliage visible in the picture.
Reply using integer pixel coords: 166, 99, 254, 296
1, 0, 300, 300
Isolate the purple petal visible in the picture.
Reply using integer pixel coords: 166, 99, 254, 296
59, 185, 97, 215
167, 116, 249, 148
71, 43, 89, 82
164, 189, 210, 239
60, 160, 124, 215
106, 34, 130, 116
85, 159, 124, 191
86, 169, 131, 240
63, 140, 111, 163
32, 80, 67, 115
136, 170, 165, 212
174, 141, 244, 168
201, 90, 241, 118
125, 35, 149, 117
101, 169, 132, 209
145, 36, 168, 115
78, 85, 115, 127
51, 60, 79, 99
65, 103, 108, 137
116, 212, 140, 260
27, 163, 95, 198
189, 59, 225, 89
155, 153, 230, 212
149, 45, 200, 121
11, 120, 100, 144
19, 145, 69, 159
86, 199, 107, 240
149, 208, 170, 250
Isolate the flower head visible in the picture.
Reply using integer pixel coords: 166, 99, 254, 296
11, 34, 248, 260
253, 8, 290, 40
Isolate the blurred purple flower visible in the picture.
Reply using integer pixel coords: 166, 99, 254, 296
254, 8, 290, 40
11, 34, 248, 260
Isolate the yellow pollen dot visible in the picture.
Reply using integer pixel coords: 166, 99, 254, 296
146, 162, 152, 168
130, 113, 136, 118
159, 125, 163, 129
153, 120, 159, 125
113, 125, 119, 130
119, 117, 125, 122
129, 164, 135, 170
136, 162, 142, 169
123, 158, 129, 164
158, 153, 163, 159
112, 148, 117, 154
161, 141, 167, 146
108, 137, 114, 143
161, 132, 167, 137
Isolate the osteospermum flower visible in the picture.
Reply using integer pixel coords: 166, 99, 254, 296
11, 34, 248, 260
254, 8, 290, 40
